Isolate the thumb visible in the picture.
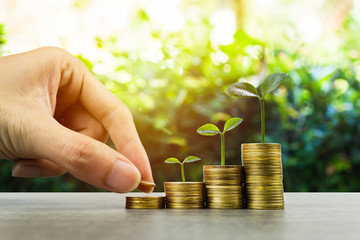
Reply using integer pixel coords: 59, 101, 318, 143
33, 119, 141, 193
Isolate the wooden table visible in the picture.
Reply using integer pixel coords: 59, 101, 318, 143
0, 193, 359, 240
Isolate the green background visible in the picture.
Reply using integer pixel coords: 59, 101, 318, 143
1, 0, 359, 192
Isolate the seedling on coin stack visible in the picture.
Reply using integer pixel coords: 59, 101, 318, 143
164, 156, 204, 209
197, 117, 245, 209
225, 72, 287, 210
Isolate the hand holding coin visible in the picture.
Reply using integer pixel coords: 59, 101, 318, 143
0, 47, 155, 193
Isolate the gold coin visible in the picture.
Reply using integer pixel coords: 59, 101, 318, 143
246, 188, 283, 191
246, 193, 284, 197
204, 178, 242, 182
166, 200, 204, 204
246, 194, 284, 198
207, 199, 244, 203
164, 187, 204, 192
206, 193, 242, 196
206, 192, 243, 196
242, 152, 281, 156
246, 189, 284, 193
242, 143, 281, 148
166, 203, 204, 209
205, 186, 243, 189
242, 150, 281, 154
242, 158, 282, 162
245, 182, 283, 186
246, 187, 284, 191
204, 178, 242, 181
245, 178, 284, 182
207, 200, 243, 204
244, 170, 282, 174
164, 182, 204, 186
205, 186, 242, 189
245, 183, 283, 188
247, 203, 285, 207
243, 162, 282, 165
245, 178, 283, 182
245, 172, 283, 175
165, 193, 203, 197
207, 204, 244, 209
166, 205, 204, 209
204, 165, 242, 170
247, 206, 284, 210
126, 204, 165, 209
165, 186, 203, 191
166, 195, 203, 200
126, 196, 165, 201
244, 171, 282, 174
206, 194, 243, 199
164, 186, 204, 190
245, 175, 283, 179
246, 196, 284, 200
244, 165, 282, 169
204, 181, 241, 185
246, 191, 284, 195
243, 159, 281, 162
204, 173, 242, 177
246, 187, 283, 191
138, 180, 156, 188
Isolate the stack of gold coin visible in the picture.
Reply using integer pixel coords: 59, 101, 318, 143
164, 182, 204, 208
203, 165, 244, 209
126, 195, 166, 209
242, 143, 284, 210
164, 182, 204, 209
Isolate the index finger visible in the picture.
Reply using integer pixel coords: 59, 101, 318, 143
67, 58, 154, 193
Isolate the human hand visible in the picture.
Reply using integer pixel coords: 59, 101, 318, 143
0, 47, 154, 193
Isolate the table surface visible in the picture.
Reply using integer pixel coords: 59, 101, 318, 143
0, 193, 359, 240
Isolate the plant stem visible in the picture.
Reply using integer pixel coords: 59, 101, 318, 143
180, 164, 185, 182
260, 99, 265, 143
220, 132, 225, 166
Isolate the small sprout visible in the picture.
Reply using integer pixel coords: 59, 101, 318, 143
165, 156, 201, 182
197, 117, 243, 166
225, 72, 288, 143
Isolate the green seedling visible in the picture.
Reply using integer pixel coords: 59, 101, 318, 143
225, 73, 287, 143
197, 117, 243, 166
165, 156, 201, 182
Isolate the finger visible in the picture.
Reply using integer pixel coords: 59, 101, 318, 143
32, 118, 141, 193
12, 158, 67, 178
59, 57, 154, 192
57, 101, 108, 143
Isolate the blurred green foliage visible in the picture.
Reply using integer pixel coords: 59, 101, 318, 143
1, 0, 360, 192
0, 24, 6, 55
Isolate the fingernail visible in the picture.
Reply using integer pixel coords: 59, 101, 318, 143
12, 165, 42, 178
106, 161, 140, 193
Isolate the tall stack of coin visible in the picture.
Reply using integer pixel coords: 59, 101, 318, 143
242, 143, 284, 210
126, 195, 166, 209
203, 165, 244, 209
164, 182, 204, 209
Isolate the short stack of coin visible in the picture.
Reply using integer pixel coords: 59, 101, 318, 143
164, 182, 204, 209
242, 143, 284, 210
203, 165, 244, 209
126, 195, 166, 209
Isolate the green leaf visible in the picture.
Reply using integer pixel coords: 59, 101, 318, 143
197, 124, 221, 136
223, 117, 243, 132
225, 82, 260, 99
165, 157, 181, 164
183, 156, 201, 163
261, 72, 288, 98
